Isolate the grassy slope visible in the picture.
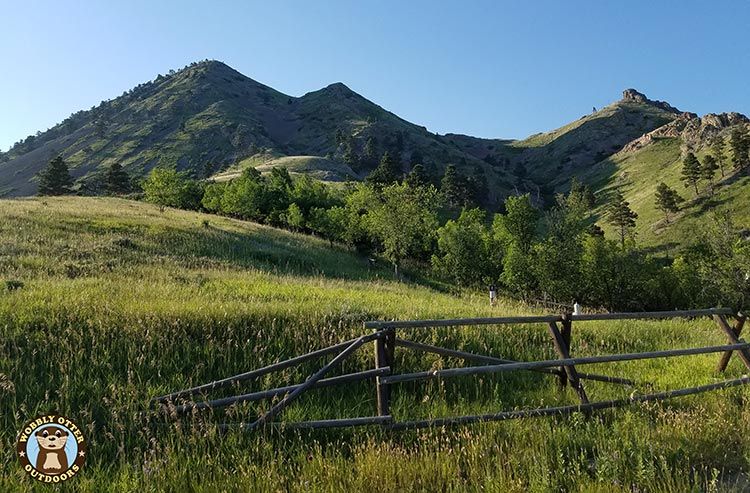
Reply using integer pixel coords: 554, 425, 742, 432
508, 101, 678, 190
1, 197, 749, 491
212, 153, 359, 183
581, 137, 750, 249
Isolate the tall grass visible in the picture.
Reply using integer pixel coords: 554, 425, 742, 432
1, 197, 749, 492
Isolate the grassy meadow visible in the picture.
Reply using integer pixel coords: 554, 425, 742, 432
1, 197, 750, 492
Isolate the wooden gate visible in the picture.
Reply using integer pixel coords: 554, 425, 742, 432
152, 308, 749, 431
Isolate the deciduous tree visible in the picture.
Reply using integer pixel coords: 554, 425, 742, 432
365, 182, 438, 278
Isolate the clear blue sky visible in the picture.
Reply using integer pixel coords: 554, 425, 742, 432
2, 0, 749, 151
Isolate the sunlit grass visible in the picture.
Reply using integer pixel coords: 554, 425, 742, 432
1, 197, 748, 492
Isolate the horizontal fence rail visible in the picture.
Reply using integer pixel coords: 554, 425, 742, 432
364, 308, 735, 330
381, 343, 750, 385
387, 376, 750, 431
154, 308, 749, 432
174, 367, 390, 414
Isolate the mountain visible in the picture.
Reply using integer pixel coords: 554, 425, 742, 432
0, 60, 512, 198
1, 61, 748, 238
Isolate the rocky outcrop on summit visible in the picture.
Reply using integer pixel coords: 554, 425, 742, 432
621, 111, 749, 153
621, 89, 682, 114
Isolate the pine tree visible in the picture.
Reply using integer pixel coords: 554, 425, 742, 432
606, 191, 638, 247
680, 152, 702, 196
568, 177, 596, 210
467, 165, 489, 206
710, 134, 727, 177
730, 126, 750, 171
440, 164, 468, 207
700, 154, 719, 194
366, 151, 401, 185
654, 182, 683, 223
405, 163, 428, 188
37, 156, 73, 196
105, 162, 131, 195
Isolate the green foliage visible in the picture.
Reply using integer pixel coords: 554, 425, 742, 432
568, 177, 596, 210
364, 182, 439, 277
307, 206, 344, 245
654, 182, 683, 222
681, 152, 702, 196
366, 151, 401, 185
105, 162, 131, 195
37, 156, 73, 196
606, 191, 638, 247
533, 195, 589, 302
499, 194, 538, 252
409, 149, 423, 167
467, 164, 489, 206
343, 137, 360, 170
709, 134, 727, 176
201, 181, 226, 212
684, 212, 750, 309
432, 208, 490, 286
405, 163, 428, 188
500, 241, 537, 297
218, 168, 270, 220
282, 203, 305, 231
730, 126, 750, 171
700, 154, 719, 194
440, 164, 469, 208
142, 167, 202, 211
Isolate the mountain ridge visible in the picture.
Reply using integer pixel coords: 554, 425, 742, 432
0, 60, 747, 213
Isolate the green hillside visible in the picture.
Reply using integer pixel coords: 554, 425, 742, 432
450, 89, 681, 200
0, 61, 512, 198
1, 197, 749, 491
576, 115, 750, 249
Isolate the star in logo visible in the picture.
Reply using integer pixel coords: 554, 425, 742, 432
79, 451, 85, 457
19, 451, 25, 457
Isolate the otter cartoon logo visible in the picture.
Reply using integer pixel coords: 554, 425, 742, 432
16, 414, 87, 483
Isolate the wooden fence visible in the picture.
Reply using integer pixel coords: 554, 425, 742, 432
152, 308, 750, 431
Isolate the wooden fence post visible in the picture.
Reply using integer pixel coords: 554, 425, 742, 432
557, 315, 573, 388
714, 314, 750, 372
548, 316, 589, 407
374, 327, 395, 417
716, 313, 746, 372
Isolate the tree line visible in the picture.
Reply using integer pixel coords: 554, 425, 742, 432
35, 138, 750, 312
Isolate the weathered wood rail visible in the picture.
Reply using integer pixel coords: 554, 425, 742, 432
152, 307, 750, 431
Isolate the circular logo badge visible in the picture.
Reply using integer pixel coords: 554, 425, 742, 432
16, 414, 86, 483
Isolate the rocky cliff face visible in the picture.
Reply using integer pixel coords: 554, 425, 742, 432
621, 88, 683, 114
621, 110, 749, 153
